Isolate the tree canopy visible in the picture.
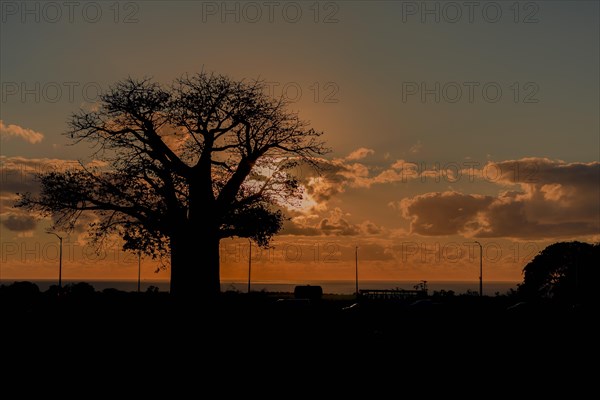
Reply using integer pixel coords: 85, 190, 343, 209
519, 241, 599, 305
18, 73, 329, 297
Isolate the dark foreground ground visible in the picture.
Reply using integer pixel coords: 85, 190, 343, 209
1, 284, 596, 389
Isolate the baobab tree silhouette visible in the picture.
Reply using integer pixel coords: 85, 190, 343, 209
18, 73, 329, 300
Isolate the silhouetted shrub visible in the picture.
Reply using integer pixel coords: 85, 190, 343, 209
64, 282, 96, 298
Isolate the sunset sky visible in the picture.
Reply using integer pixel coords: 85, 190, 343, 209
1, 1, 598, 287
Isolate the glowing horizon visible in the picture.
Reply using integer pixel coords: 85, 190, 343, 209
1, 1, 598, 286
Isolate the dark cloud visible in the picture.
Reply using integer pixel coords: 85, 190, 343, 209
491, 158, 600, 187
281, 218, 321, 236
2, 214, 37, 232
319, 217, 360, 236
400, 192, 493, 236
479, 195, 599, 238
399, 159, 600, 239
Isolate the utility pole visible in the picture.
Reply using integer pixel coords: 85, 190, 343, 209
474, 241, 483, 296
137, 252, 141, 293
248, 238, 252, 294
355, 246, 359, 297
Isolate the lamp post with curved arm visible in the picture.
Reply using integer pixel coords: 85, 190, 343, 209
46, 232, 63, 289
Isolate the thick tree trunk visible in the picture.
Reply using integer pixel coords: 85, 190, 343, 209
169, 171, 223, 301
170, 229, 221, 300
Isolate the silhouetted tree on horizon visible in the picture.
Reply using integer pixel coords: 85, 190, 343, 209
519, 241, 599, 305
17, 73, 328, 299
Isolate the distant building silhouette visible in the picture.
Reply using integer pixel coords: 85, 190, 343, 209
294, 285, 323, 300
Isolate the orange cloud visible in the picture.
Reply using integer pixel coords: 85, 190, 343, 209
282, 207, 384, 237
0, 121, 44, 144
345, 147, 374, 161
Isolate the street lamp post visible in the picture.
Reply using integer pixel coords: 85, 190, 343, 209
474, 241, 483, 297
248, 238, 252, 294
46, 232, 63, 289
355, 246, 359, 298
137, 252, 141, 293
